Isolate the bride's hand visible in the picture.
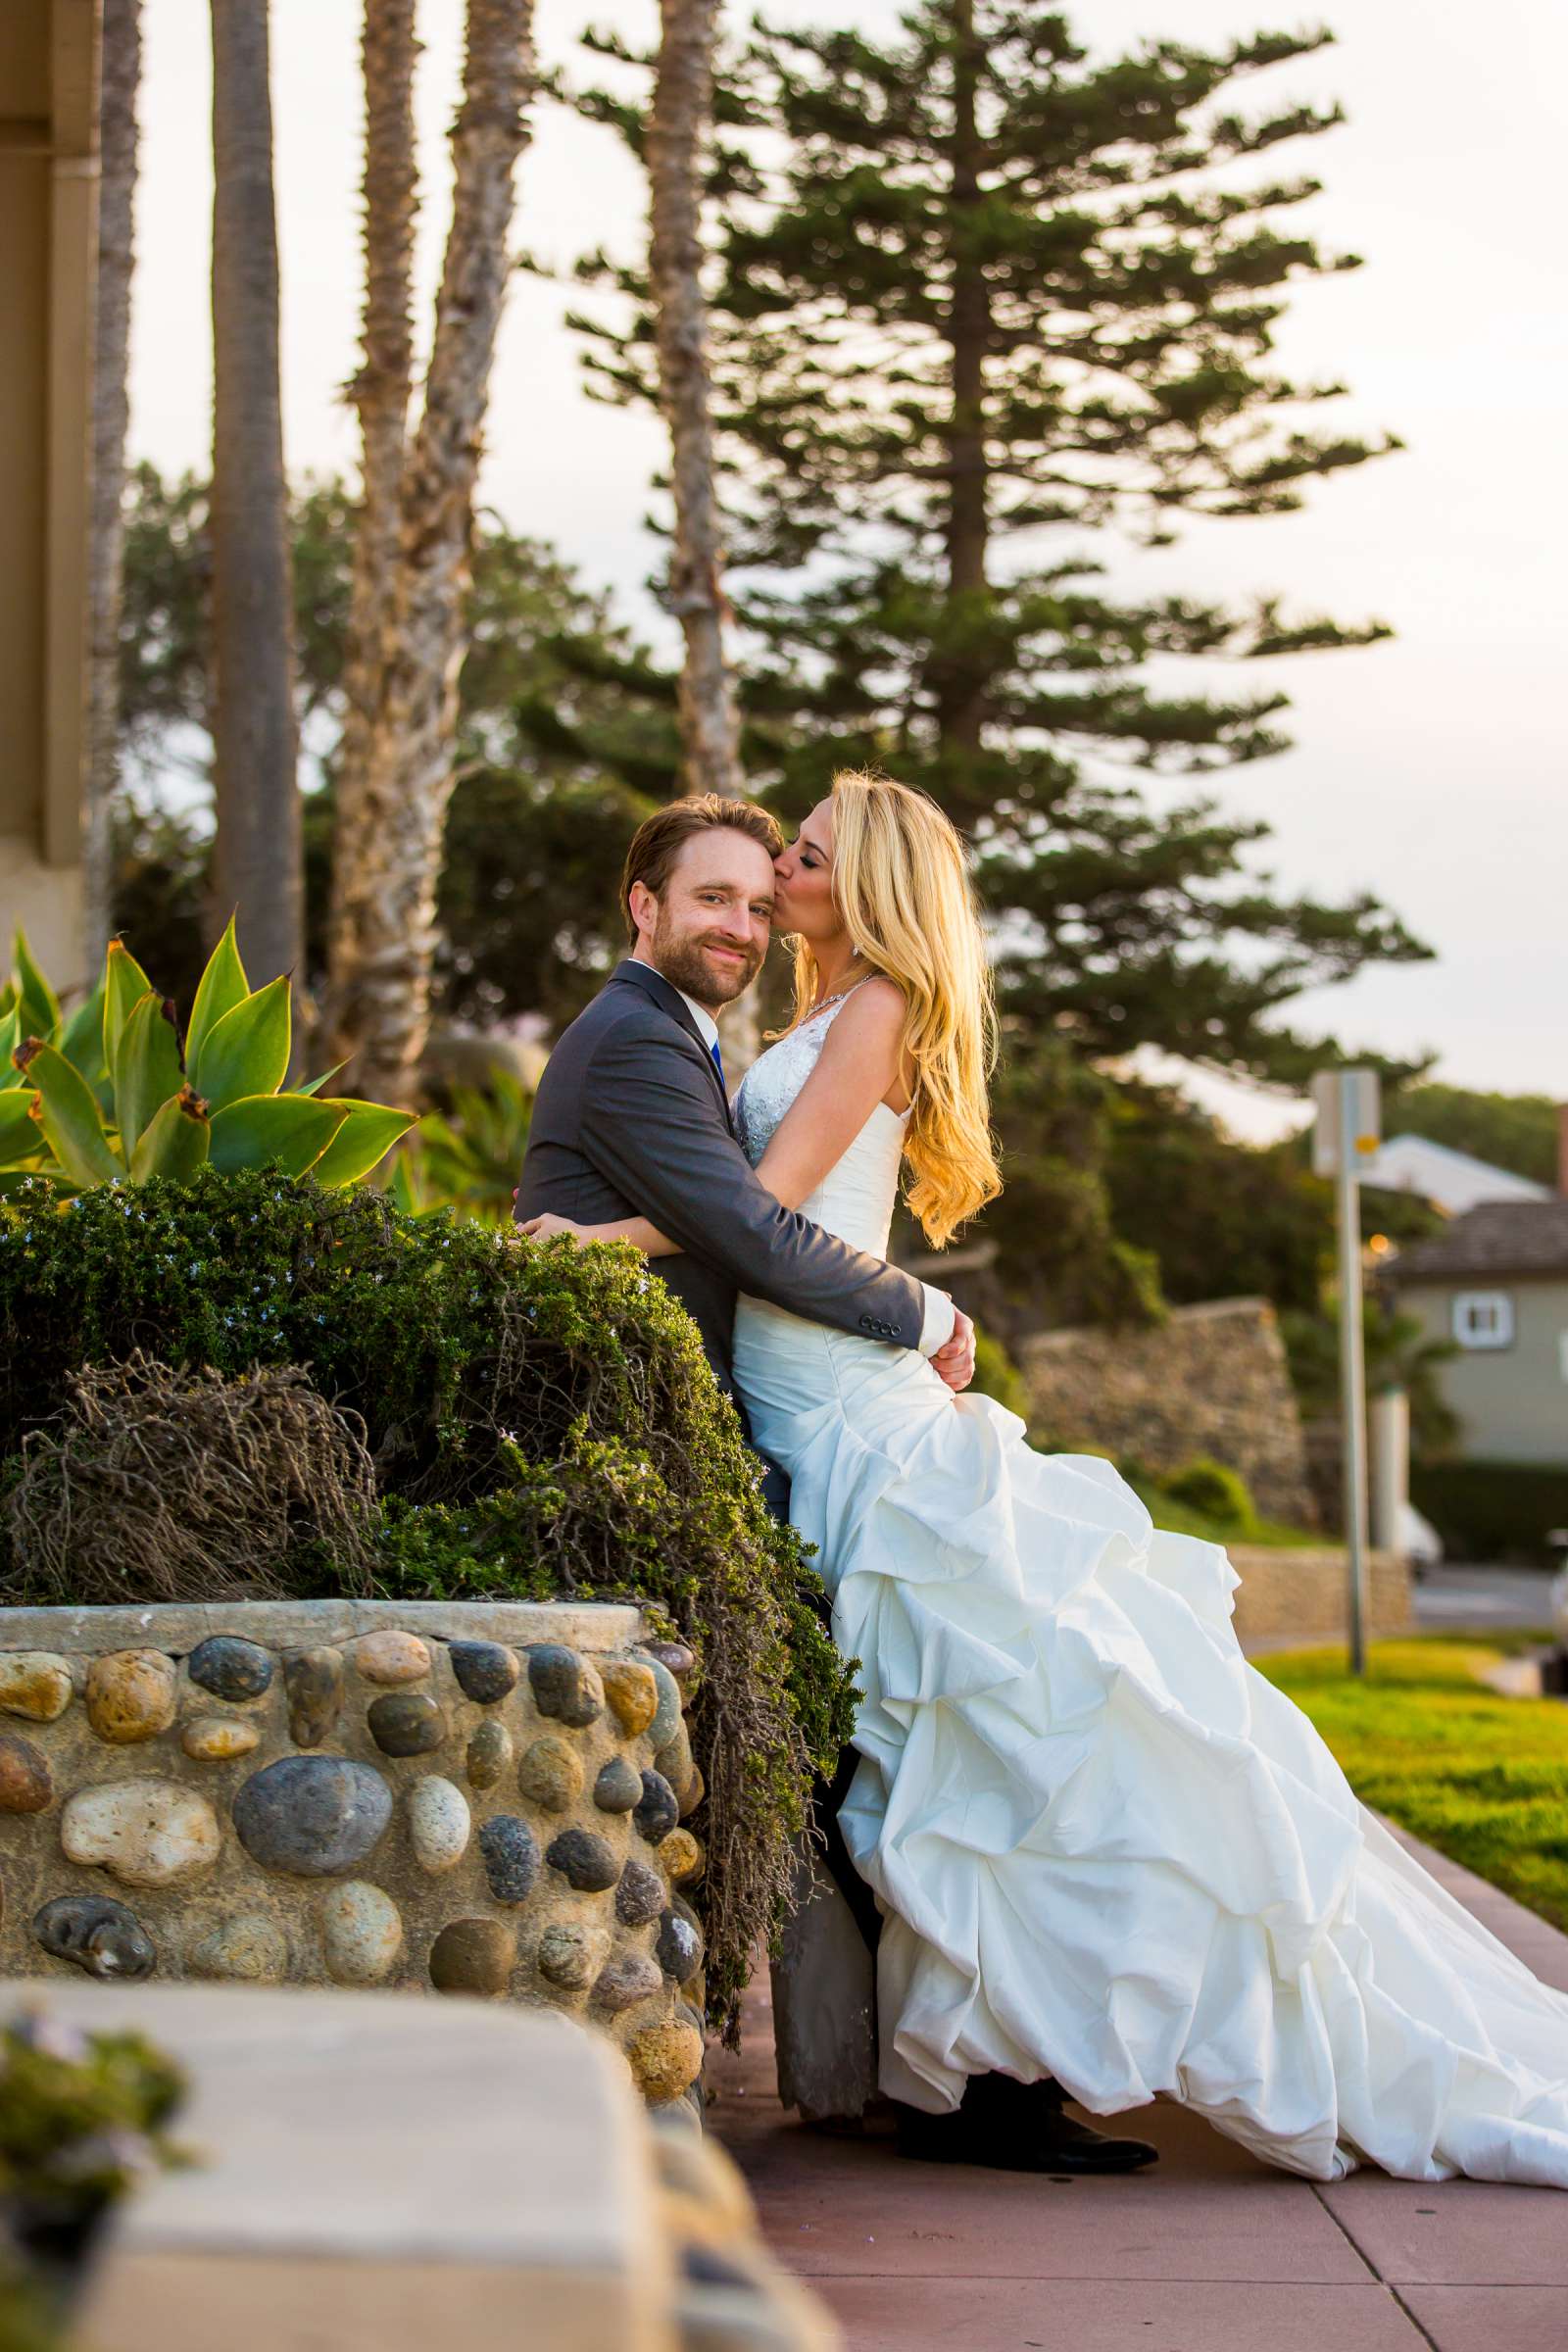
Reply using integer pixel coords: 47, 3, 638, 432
520, 1212, 590, 1247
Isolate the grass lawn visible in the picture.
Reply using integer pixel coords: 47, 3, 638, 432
1256, 1636, 1568, 1934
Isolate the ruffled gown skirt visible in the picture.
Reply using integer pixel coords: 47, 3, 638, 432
732, 1296, 1568, 2185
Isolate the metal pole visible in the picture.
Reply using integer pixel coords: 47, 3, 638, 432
1337, 1068, 1370, 1675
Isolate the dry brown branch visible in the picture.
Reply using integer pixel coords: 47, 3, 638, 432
4, 1353, 378, 1607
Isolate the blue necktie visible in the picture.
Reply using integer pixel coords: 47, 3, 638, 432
710, 1038, 726, 1091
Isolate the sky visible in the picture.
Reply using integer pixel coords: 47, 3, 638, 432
128, 0, 1568, 1136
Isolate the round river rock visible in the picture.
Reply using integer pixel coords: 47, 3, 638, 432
545, 1827, 620, 1893
643, 1639, 697, 1688
517, 1736, 583, 1813
320, 1881, 404, 1984
634, 1769, 680, 1844
407, 1775, 470, 1872
428, 1915, 515, 1997
354, 1630, 430, 1687
632, 1655, 683, 1752
656, 1908, 703, 1984
592, 1947, 664, 2014
188, 1912, 289, 1984
187, 1637, 273, 1703
478, 1814, 540, 1904
655, 1723, 695, 1796
33, 1894, 156, 1982
466, 1719, 513, 1790
232, 1755, 393, 1878
659, 1828, 705, 1886
593, 1756, 641, 1814
627, 2019, 705, 2104
85, 1649, 176, 1744
180, 1716, 260, 1763
448, 1641, 518, 1705
0, 1732, 53, 1813
367, 1689, 445, 1757
62, 1780, 221, 1886
615, 1858, 665, 1929
285, 1647, 344, 1748
599, 1659, 659, 1738
525, 1644, 604, 1729
0, 1652, 73, 1723
536, 1919, 610, 1990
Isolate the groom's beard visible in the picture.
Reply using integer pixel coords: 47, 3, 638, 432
651, 920, 764, 1008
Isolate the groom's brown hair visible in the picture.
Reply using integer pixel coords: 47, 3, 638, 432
620, 795, 784, 942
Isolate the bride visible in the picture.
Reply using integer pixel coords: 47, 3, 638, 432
531, 768, 1568, 2186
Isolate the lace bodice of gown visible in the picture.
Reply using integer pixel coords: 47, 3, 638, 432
734, 982, 908, 1260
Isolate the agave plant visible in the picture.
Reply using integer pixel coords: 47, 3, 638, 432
0, 923, 416, 1193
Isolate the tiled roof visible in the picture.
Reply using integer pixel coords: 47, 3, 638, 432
1387, 1198, 1568, 1282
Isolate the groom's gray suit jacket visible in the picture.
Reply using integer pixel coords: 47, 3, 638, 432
515, 960, 930, 1417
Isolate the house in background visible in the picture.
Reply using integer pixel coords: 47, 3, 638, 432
1386, 1115, 1568, 1469
1362, 1134, 1552, 1216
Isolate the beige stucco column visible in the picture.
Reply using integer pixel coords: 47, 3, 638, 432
0, 0, 100, 992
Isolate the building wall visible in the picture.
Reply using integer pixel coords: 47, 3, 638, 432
1019, 1296, 1318, 1527
1399, 1277, 1568, 1467
0, 13, 53, 811
0, 0, 98, 988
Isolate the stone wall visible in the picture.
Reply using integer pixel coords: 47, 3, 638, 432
1229, 1545, 1411, 1648
1019, 1296, 1318, 1528
0, 1599, 708, 2117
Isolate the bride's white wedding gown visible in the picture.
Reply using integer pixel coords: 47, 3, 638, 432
731, 989, 1568, 2185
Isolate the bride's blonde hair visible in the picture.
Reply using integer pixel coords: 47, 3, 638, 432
783, 769, 1002, 1248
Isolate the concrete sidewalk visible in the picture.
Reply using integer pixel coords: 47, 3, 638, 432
709, 1823, 1568, 2352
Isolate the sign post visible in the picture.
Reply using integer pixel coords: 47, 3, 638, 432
1311, 1068, 1382, 1676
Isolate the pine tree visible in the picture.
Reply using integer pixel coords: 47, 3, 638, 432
571, 5, 1428, 1083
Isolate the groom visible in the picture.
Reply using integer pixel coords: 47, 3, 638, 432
517, 794, 1155, 2176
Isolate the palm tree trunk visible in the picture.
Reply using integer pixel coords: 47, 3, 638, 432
209, 0, 302, 987
83, 0, 143, 968
330, 0, 534, 1105
323, 0, 418, 1067
649, 0, 758, 1071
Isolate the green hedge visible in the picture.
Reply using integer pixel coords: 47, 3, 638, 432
1156, 1455, 1255, 1535
1410, 1459, 1568, 1566
0, 1168, 857, 2034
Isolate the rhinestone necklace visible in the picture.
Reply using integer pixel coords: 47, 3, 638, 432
808, 961, 872, 1018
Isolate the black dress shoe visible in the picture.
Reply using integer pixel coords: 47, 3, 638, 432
893, 2100, 1158, 2175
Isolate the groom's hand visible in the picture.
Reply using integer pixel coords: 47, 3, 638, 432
930, 1306, 976, 1394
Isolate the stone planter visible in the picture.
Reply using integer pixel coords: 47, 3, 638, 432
0, 1600, 708, 2117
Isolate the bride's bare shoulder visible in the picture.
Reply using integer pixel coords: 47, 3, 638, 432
839, 974, 906, 1032
815, 977, 913, 1110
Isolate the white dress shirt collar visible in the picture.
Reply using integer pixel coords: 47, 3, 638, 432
673, 987, 720, 1055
